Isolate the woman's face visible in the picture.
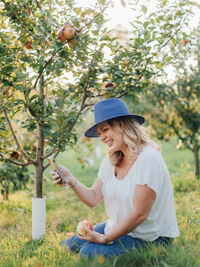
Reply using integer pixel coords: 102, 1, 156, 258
97, 120, 127, 153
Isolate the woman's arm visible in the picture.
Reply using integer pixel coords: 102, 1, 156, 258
72, 177, 103, 207
78, 184, 156, 244
105, 184, 156, 241
51, 165, 103, 208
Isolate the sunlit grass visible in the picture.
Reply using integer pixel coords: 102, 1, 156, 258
0, 140, 199, 266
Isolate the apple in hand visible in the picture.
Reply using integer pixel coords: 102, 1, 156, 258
76, 220, 94, 236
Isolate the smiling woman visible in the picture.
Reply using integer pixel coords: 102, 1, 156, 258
50, 98, 179, 259
97, 118, 159, 168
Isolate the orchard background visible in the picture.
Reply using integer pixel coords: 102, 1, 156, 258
0, 0, 200, 266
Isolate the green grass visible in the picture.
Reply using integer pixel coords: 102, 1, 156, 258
0, 140, 200, 267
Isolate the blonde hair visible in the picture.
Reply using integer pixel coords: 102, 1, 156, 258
107, 117, 159, 166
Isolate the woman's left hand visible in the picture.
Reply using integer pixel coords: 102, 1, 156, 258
77, 225, 106, 244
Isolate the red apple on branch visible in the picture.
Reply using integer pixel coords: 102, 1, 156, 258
57, 21, 76, 42
63, 27, 76, 40
10, 151, 20, 160
181, 39, 189, 45
25, 41, 33, 49
105, 82, 114, 88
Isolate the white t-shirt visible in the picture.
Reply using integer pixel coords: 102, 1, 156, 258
98, 146, 179, 241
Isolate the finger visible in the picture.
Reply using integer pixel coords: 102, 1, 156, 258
77, 234, 91, 241
50, 171, 57, 175
77, 234, 83, 239
53, 178, 62, 185
58, 183, 66, 187
50, 171, 59, 179
53, 176, 60, 181
52, 172, 61, 180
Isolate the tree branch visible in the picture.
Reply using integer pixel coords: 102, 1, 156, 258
3, 1, 35, 39
77, 0, 113, 33
4, 110, 36, 163
83, 103, 95, 108
33, 47, 64, 88
157, 13, 188, 54
43, 149, 60, 170
0, 152, 36, 167
35, 0, 42, 10
118, 59, 150, 99
42, 58, 94, 166
41, 146, 59, 160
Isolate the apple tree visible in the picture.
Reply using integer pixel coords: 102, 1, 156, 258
0, 0, 154, 199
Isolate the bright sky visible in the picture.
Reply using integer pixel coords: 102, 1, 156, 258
76, 0, 200, 30
75, 0, 199, 82
61, 0, 199, 84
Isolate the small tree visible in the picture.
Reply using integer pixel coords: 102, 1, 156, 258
0, 0, 117, 199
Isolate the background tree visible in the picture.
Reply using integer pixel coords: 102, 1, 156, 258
132, 19, 200, 178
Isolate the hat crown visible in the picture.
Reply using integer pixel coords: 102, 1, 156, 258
94, 98, 130, 124
84, 98, 145, 137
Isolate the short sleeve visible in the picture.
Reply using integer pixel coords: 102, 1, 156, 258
98, 155, 110, 183
135, 149, 164, 195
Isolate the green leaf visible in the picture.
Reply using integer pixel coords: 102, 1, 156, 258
141, 5, 147, 14
171, 38, 177, 45
120, 0, 126, 7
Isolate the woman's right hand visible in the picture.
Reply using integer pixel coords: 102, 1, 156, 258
51, 165, 74, 187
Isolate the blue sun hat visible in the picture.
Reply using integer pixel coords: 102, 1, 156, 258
84, 98, 145, 138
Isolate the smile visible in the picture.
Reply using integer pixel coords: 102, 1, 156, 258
106, 140, 113, 147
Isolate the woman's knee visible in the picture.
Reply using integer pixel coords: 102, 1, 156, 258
61, 235, 87, 252
79, 244, 94, 259
93, 221, 106, 234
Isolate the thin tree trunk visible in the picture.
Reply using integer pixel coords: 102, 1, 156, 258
193, 147, 199, 179
3, 187, 9, 200
35, 76, 45, 198
35, 125, 44, 198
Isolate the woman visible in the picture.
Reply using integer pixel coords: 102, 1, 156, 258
51, 98, 179, 259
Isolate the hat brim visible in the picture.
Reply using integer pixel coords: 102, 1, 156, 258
84, 114, 145, 138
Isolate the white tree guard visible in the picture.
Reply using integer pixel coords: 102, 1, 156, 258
32, 197, 46, 240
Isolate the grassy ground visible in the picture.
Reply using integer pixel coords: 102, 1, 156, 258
0, 140, 200, 267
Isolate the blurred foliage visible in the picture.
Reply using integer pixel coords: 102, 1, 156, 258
127, 11, 200, 178
173, 174, 200, 193
0, 160, 32, 200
